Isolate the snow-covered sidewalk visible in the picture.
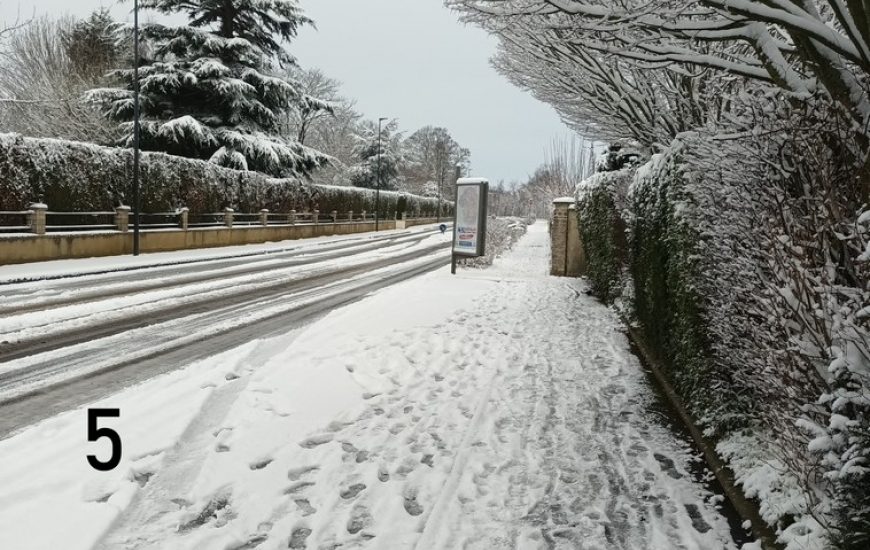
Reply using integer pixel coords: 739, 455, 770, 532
0, 222, 742, 550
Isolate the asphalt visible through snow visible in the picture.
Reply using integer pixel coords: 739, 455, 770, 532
0, 228, 450, 439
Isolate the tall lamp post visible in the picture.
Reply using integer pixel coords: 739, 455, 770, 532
132, 0, 141, 255
436, 141, 444, 223
375, 117, 386, 232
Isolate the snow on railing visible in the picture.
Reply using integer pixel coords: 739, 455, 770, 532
0, 202, 439, 235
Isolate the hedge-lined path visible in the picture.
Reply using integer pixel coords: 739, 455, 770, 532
100, 223, 745, 550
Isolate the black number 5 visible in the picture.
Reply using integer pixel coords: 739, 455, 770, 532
87, 408, 121, 471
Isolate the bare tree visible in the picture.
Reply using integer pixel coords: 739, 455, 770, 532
402, 126, 470, 197
0, 12, 120, 143
447, 0, 870, 144
276, 67, 338, 146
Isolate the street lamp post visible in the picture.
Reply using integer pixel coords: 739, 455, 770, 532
437, 164, 442, 223
132, 0, 141, 255
435, 141, 444, 224
375, 117, 386, 232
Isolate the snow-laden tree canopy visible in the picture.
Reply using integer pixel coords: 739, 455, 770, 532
87, 0, 329, 178
348, 119, 404, 191
447, 0, 870, 137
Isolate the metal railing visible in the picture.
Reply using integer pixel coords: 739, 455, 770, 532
0, 202, 442, 235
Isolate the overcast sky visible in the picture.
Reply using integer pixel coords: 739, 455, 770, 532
2, 0, 573, 184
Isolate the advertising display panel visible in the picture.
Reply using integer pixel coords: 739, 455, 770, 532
452, 178, 488, 257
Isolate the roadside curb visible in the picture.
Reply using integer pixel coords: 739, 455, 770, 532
625, 325, 784, 550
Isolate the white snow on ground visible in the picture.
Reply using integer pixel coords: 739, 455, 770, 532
718, 432, 826, 550
0, 222, 748, 550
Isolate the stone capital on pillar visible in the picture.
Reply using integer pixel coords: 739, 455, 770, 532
115, 205, 131, 233
27, 201, 48, 235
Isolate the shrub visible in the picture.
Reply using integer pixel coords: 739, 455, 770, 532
0, 133, 448, 217
575, 169, 631, 304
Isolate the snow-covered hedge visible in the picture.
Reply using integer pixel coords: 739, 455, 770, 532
0, 134, 447, 216
576, 120, 870, 547
627, 147, 743, 432
575, 169, 631, 304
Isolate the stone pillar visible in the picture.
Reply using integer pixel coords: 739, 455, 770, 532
260, 209, 269, 226
348, 211, 353, 223
331, 210, 338, 225
313, 209, 319, 225
28, 201, 47, 235
179, 207, 189, 230
550, 198, 572, 276
114, 205, 130, 233
566, 204, 587, 276
361, 210, 367, 222
224, 207, 234, 228
289, 210, 296, 225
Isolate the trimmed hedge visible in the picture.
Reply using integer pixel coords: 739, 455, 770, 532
575, 145, 744, 434
0, 134, 449, 217
629, 149, 721, 424
575, 169, 631, 304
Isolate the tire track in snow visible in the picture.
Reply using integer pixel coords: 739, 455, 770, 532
83, 223, 743, 550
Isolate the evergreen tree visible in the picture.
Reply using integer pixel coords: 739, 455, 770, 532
348, 119, 404, 191
87, 0, 328, 177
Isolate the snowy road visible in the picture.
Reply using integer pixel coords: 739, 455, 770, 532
0, 226, 450, 434
0, 222, 750, 550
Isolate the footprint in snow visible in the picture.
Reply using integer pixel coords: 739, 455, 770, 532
284, 482, 316, 495
178, 493, 234, 531
378, 466, 390, 482
132, 470, 154, 488
684, 503, 712, 533
653, 453, 683, 479
403, 488, 424, 516
340, 483, 367, 500
294, 499, 317, 517
287, 527, 312, 549
388, 423, 406, 435
347, 504, 372, 534
249, 457, 273, 470
288, 465, 320, 481
300, 433, 333, 449
394, 458, 418, 480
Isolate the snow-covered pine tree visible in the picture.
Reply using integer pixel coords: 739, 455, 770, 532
348, 119, 404, 191
87, 0, 329, 178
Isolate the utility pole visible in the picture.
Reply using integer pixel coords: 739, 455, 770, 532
375, 117, 386, 232
132, 0, 141, 255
